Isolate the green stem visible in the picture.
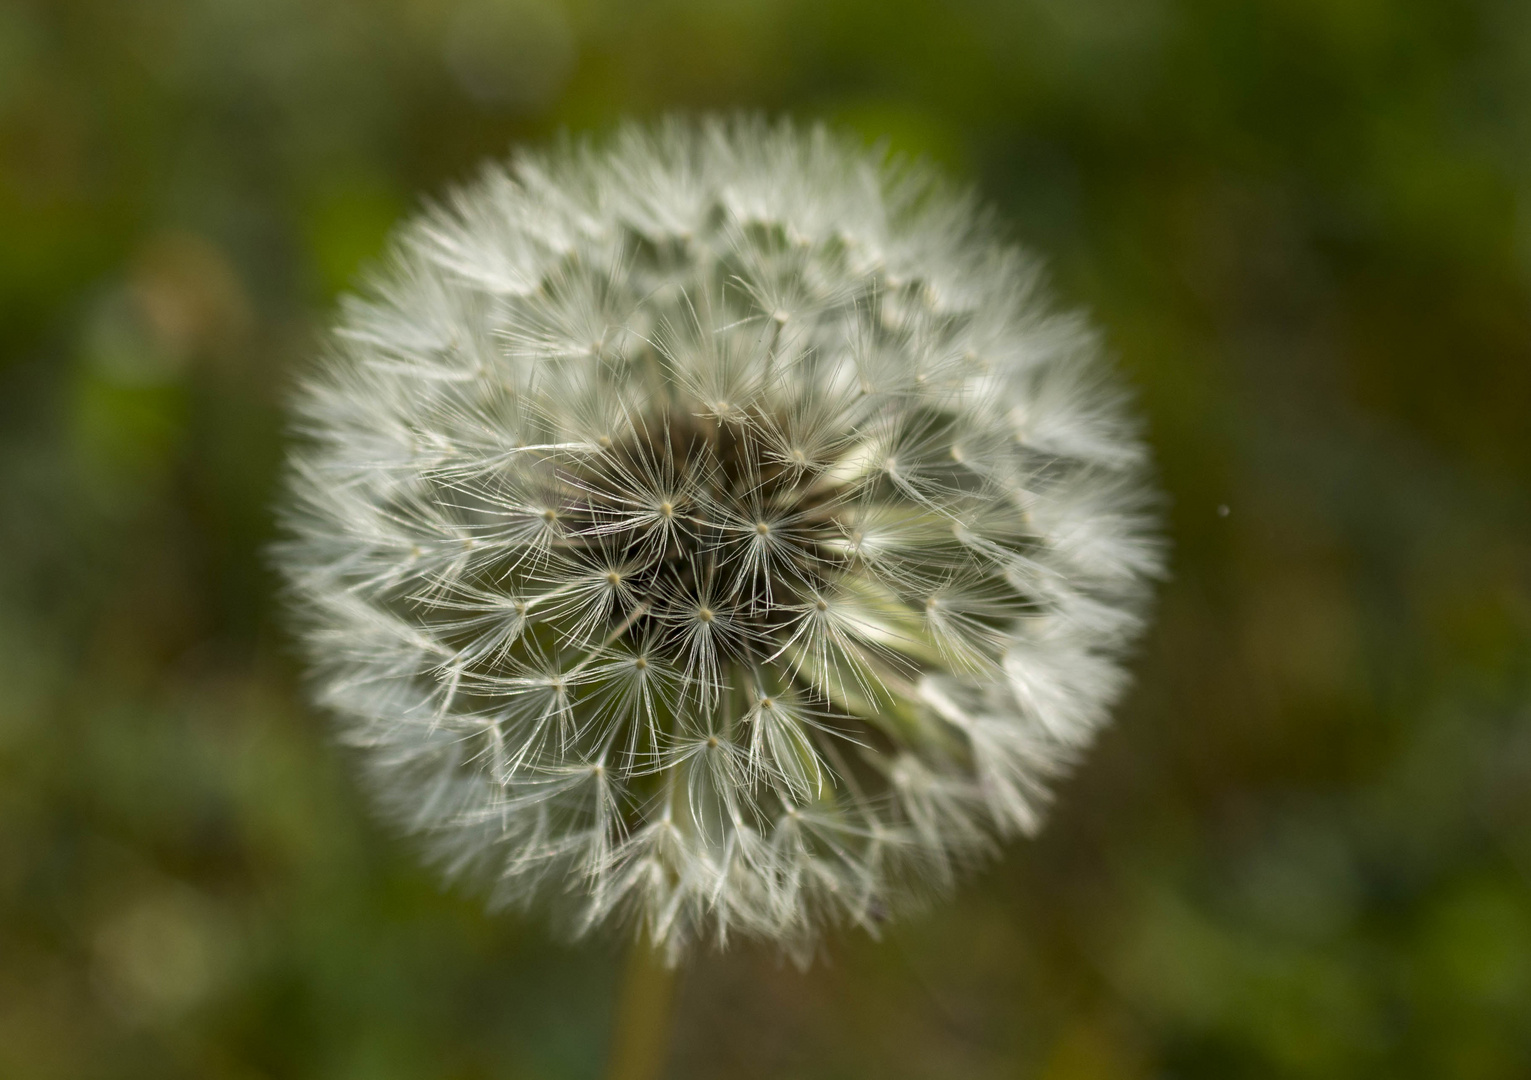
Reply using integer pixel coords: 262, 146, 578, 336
604, 935, 680, 1080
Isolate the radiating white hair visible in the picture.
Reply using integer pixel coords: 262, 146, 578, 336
277, 116, 1162, 963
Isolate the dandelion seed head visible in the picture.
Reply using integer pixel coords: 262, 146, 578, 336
276, 116, 1162, 965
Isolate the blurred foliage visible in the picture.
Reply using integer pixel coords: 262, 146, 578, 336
2, 0, 1530, 1077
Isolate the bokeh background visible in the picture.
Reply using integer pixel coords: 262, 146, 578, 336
3, 0, 1530, 1077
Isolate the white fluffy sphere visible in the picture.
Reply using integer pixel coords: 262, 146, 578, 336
277, 117, 1162, 961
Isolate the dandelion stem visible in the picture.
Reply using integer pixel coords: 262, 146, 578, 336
605, 935, 679, 1080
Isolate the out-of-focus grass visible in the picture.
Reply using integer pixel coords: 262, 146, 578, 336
1, 1, 1528, 1077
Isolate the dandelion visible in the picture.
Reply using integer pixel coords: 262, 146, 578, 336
276, 116, 1162, 966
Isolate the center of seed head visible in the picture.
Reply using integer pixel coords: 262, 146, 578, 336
633, 656, 648, 669
541, 508, 557, 523
814, 598, 828, 612
706, 735, 720, 748
563, 412, 855, 657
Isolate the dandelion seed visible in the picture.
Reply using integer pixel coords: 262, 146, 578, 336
275, 115, 1162, 965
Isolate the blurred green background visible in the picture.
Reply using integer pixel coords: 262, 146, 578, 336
3, 0, 1530, 1077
